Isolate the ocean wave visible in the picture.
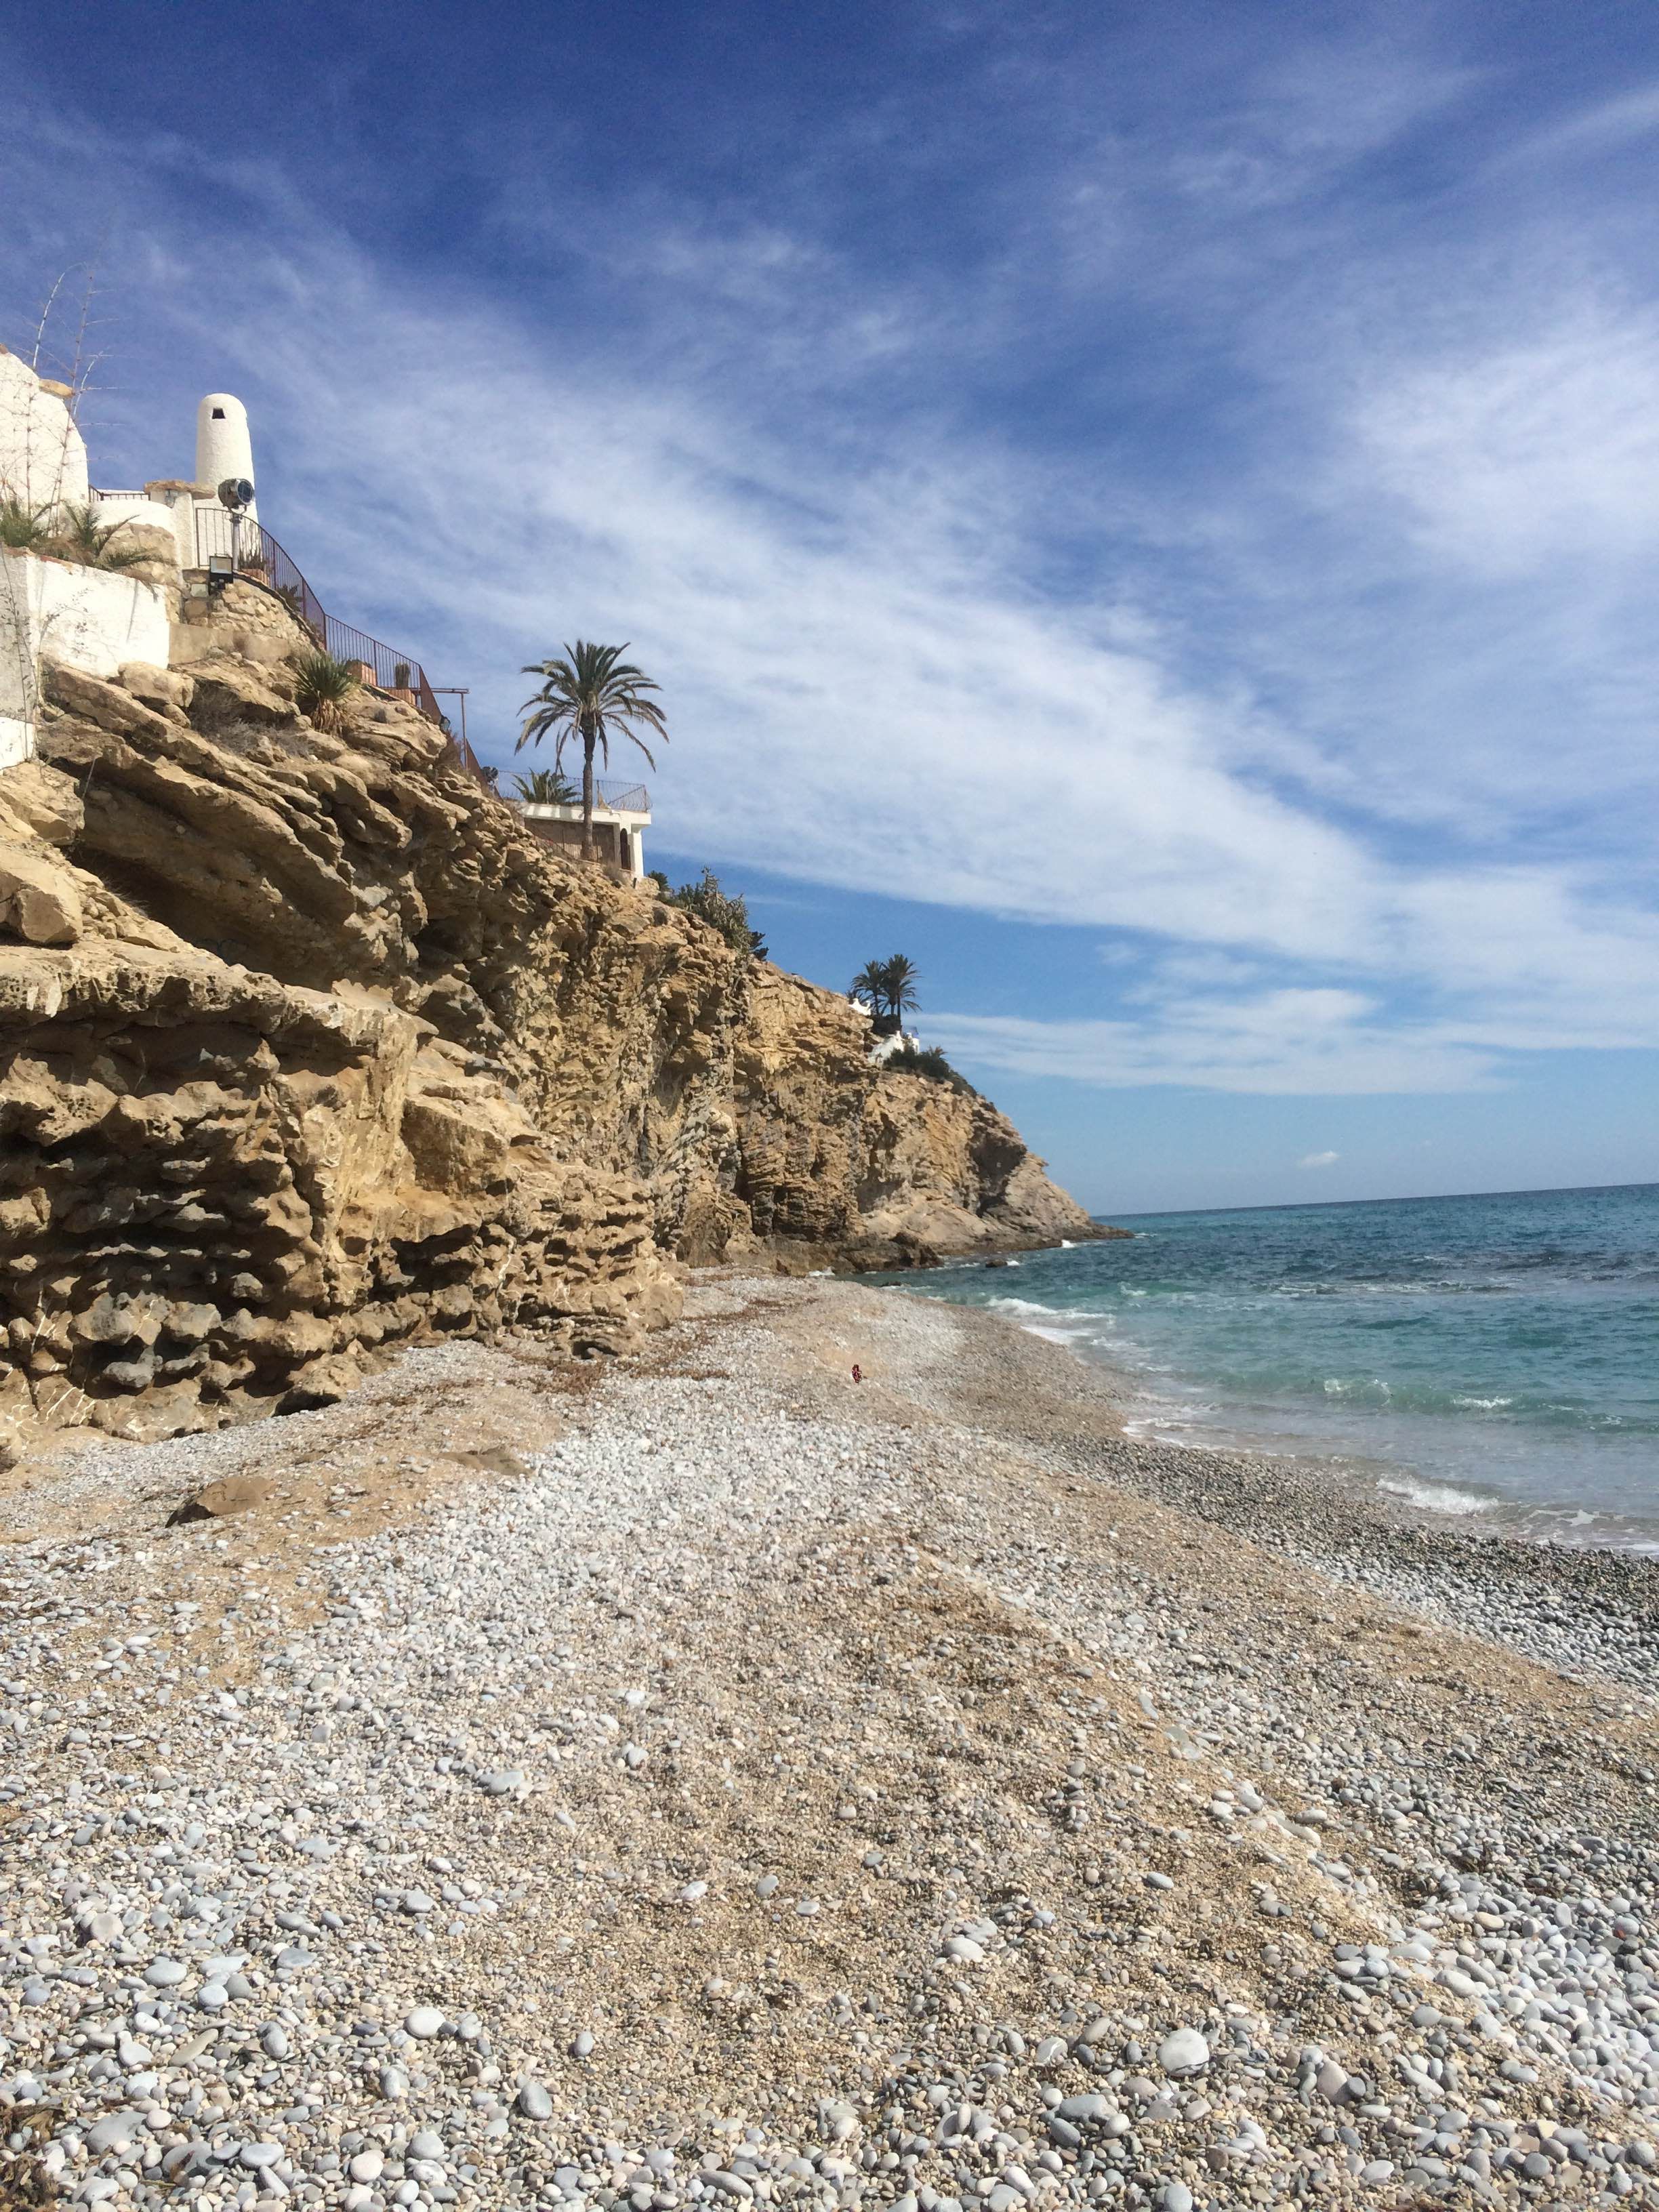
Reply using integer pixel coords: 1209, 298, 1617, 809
911, 1188, 1659, 1538
987, 1296, 1109, 1319
1376, 1475, 1492, 1517
1275, 1277, 1515, 1299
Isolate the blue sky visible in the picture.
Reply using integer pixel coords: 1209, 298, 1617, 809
6, 0, 1659, 1214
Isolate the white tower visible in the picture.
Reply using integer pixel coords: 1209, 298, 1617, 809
194, 392, 256, 517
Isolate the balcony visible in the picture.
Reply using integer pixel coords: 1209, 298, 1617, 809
513, 779, 653, 880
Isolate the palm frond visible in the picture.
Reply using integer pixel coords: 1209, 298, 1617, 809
0, 496, 52, 550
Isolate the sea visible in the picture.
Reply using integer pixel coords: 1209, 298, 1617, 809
882, 1181, 1659, 1552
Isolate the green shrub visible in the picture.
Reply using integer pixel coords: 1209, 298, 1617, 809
884, 1041, 975, 1094
664, 869, 767, 958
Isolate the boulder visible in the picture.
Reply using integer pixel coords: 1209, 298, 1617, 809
169, 1474, 275, 1524
0, 759, 82, 848
0, 842, 82, 944
119, 661, 194, 716
39, 662, 172, 743
184, 654, 300, 729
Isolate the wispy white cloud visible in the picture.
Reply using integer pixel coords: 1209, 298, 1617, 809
925, 995, 1502, 1096
1504, 80, 1659, 166
123, 220, 1659, 1087
1299, 1149, 1340, 1168
7, 31, 1659, 1102
1351, 302, 1659, 579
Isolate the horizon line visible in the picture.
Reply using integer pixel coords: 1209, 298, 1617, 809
1097, 1177, 1659, 1223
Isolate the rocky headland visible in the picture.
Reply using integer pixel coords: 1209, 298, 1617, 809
0, 583, 1098, 1447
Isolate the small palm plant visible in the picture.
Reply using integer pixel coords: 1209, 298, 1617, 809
512, 767, 580, 806
0, 496, 52, 551
293, 651, 361, 733
517, 640, 668, 860
49, 504, 148, 572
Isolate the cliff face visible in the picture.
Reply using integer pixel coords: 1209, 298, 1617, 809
0, 593, 1099, 1441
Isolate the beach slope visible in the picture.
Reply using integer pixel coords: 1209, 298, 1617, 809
1, 1277, 1656, 2209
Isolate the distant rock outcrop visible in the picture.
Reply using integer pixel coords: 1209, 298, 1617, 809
0, 583, 1103, 1442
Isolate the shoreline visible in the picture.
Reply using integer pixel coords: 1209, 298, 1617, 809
890, 1247, 1659, 1567
863, 1282, 1659, 1694
2, 1276, 1657, 2211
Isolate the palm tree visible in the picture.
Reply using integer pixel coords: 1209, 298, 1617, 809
512, 767, 579, 806
849, 961, 888, 1018
878, 954, 920, 1031
516, 640, 668, 861
851, 954, 920, 1033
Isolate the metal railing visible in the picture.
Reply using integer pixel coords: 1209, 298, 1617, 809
512, 780, 649, 813
192, 507, 456, 744
596, 780, 649, 813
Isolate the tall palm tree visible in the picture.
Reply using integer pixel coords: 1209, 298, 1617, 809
849, 962, 888, 1018
511, 767, 579, 806
878, 954, 920, 1026
851, 954, 921, 1033
516, 640, 668, 860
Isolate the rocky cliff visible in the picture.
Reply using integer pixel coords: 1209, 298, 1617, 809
0, 588, 1101, 1442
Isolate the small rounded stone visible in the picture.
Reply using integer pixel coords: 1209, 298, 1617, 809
1157, 2028, 1210, 2076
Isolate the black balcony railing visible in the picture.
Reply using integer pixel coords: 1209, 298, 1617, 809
191, 508, 489, 784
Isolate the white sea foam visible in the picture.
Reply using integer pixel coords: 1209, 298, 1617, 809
1453, 1393, 1513, 1410
1376, 1475, 1492, 1517
988, 1296, 1109, 1323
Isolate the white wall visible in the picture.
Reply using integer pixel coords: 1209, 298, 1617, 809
0, 550, 172, 760
869, 1029, 921, 1064
518, 800, 652, 879
91, 493, 190, 571
0, 349, 89, 515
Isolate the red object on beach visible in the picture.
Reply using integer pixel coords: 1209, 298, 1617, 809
852, 1364, 862, 1382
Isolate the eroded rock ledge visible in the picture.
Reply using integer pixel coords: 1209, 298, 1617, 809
0, 592, 1103, 1441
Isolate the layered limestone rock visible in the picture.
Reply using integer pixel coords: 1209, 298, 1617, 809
0, 591, 1100, 1438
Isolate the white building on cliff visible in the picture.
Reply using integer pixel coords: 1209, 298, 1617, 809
1, 361, 656, 884
0, 355, 466, 773
0, 349, 171, 765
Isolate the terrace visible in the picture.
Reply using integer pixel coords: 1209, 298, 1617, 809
514, 779, 653, 880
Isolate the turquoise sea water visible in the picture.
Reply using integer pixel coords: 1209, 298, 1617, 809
888, 1183, 1659, 1550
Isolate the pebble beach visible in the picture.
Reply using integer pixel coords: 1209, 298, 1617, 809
2, 1273, 1657, 2211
